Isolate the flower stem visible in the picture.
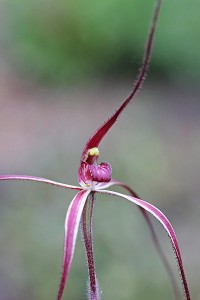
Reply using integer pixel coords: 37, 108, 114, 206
81, 192, 100, 300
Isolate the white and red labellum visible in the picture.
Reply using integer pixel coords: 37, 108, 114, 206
78, 147, 112, 187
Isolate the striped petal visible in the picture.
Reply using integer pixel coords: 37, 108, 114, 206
57, 189, 91, 300
97, 189, 191, 300
101, 179, 180, 299
80, 192, 101, 300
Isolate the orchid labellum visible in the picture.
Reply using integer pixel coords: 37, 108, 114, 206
0, 1, 191, 299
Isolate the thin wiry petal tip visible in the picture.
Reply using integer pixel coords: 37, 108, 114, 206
80, 0, 162, 162
98, 189, 191, 300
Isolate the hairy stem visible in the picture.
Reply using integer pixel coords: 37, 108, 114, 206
80, 192, 100, 300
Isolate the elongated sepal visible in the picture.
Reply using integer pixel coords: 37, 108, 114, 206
104, 179, 180, 299
0, 174, 82, 191
57, 189, 91, 300
80, 0, 162, 162
98, 189, 191, 300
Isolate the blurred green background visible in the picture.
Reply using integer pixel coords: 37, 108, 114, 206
0, 0, 200, 299
1, 0, 200, 84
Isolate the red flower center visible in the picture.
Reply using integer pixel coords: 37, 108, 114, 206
78, 147, 112, 187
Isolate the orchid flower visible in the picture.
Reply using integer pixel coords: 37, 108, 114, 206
0, 1, 191, 299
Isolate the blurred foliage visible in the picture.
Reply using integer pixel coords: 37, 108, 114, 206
2, 0, 200, 84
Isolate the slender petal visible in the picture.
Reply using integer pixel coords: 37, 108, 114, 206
57, 189, 91, 300
98, 189, 191, 300
80, 192, 101, 300
94, 179, 121, 190
81, 0, 162, 163
103, 179, 180, 299
0, 174, 82, 191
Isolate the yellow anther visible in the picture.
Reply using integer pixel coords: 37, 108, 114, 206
88, 147, 100, 156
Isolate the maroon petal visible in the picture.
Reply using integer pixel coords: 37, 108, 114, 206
81, 0, 162, 162
57, 189, 91, 300
0, 174, 82, 191
98, 189, 191, 300
103, 179, 180, 299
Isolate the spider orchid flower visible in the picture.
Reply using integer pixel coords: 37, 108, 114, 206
0, 1, 191, 300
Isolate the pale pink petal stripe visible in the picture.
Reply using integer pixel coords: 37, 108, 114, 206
57, 189, 91, 300
102, 179, 180, 299
94, 180, 117, 190
98, 189, 191, 300
0, 174, 82, 191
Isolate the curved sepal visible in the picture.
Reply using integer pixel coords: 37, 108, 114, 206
0, 174, 82, 191
80, 0, 162, 162
103, 179, 180, 299
98, 189, 191, 300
